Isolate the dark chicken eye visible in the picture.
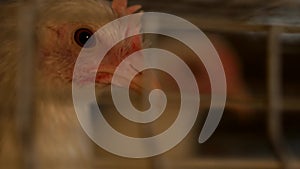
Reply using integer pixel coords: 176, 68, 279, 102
74, 28, 95, 48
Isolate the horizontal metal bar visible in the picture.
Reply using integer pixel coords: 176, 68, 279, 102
94, 158, 300, 169
177, 15, 300, 33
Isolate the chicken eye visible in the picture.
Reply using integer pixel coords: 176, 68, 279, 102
74, 28, 95, 48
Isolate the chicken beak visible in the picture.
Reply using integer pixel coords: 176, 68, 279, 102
95, 63, 160, 95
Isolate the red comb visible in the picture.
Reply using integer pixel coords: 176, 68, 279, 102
112, 0, 142, 17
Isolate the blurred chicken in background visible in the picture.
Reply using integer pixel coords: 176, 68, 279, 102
153, 34, 253, 114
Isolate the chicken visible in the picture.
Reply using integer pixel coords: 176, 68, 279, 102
0, 0, 147, 168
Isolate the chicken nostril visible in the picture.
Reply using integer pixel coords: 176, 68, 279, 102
74, 28, 95, 48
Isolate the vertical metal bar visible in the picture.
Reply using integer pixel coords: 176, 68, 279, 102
140, 74, 167, 169
140, 17, 166, 169
16, 0, 38, 169
267, 26, 293, 169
